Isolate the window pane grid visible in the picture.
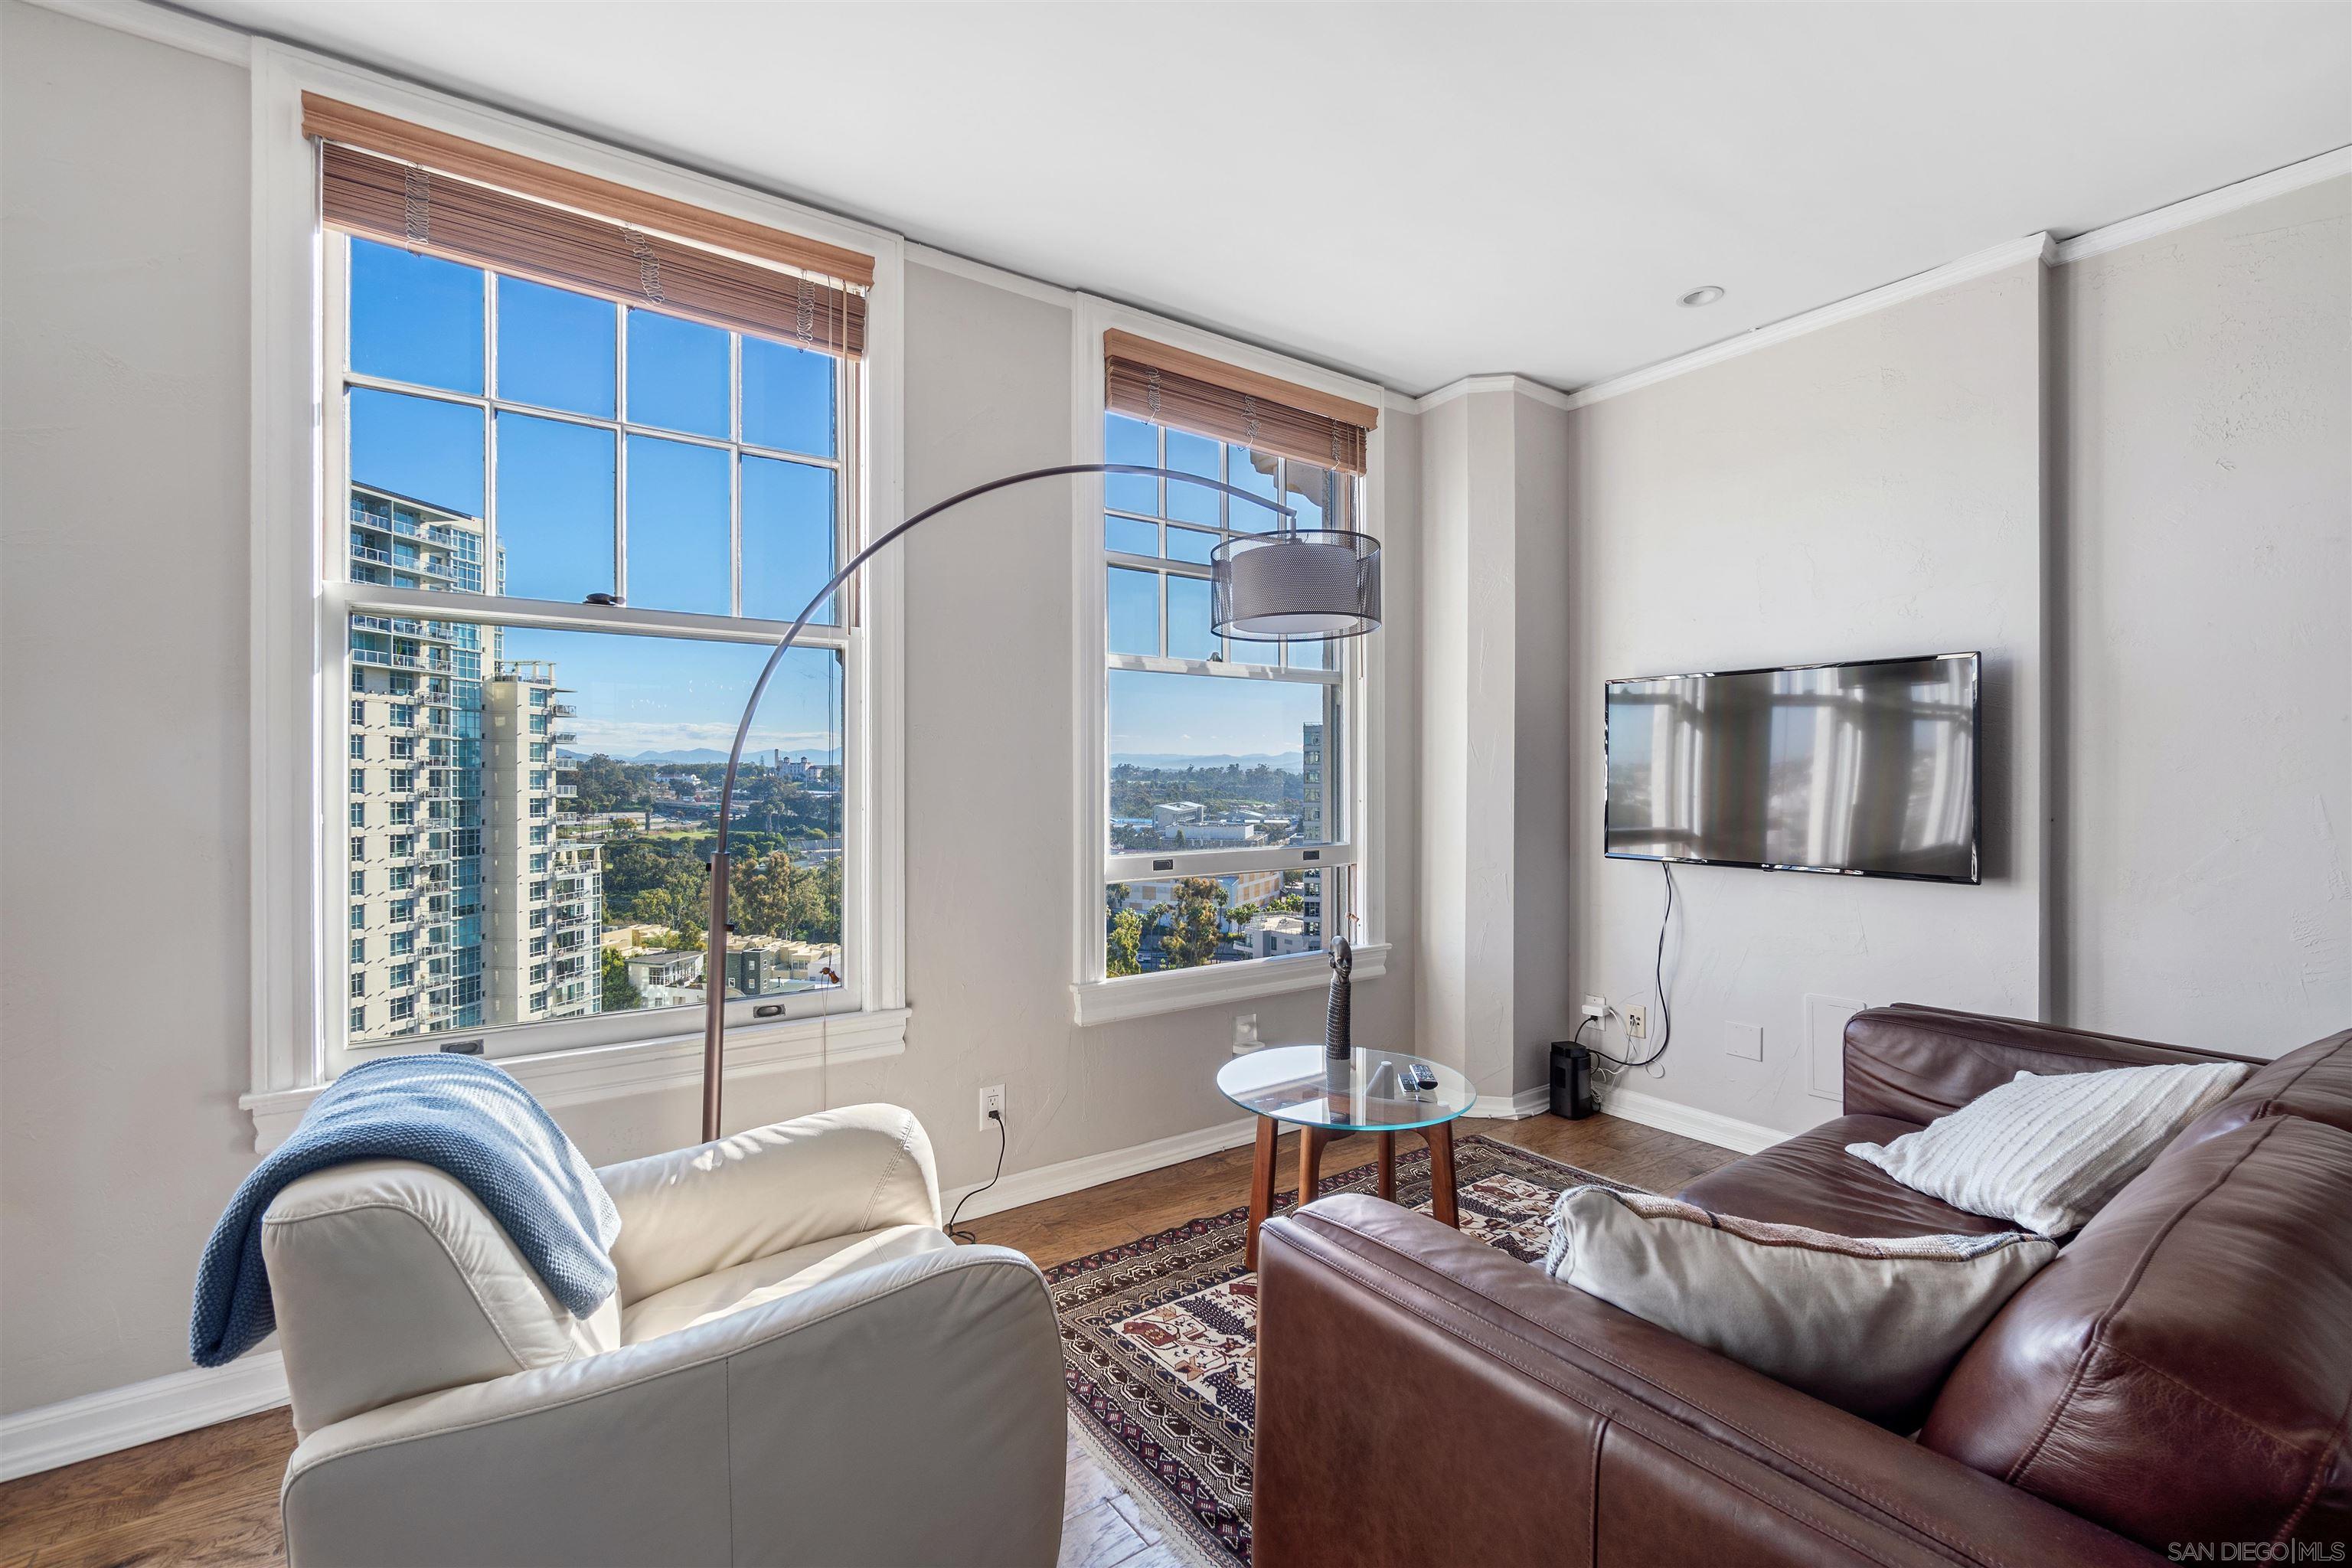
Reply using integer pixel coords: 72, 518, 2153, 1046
1100, 409, 1361, 975
338, 238, 843, 631
332, 234, 857, 1057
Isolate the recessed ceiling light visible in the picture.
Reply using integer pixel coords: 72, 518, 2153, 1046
1679, 286, 1726, 308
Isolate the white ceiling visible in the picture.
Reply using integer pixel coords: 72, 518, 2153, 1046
188, 1, 2351, 395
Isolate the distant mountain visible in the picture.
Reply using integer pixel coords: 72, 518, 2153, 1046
1114, 751, 1304, 773
556, 747, 843, 766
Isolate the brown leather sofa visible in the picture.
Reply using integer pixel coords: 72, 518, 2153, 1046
1254, 1006, 2352, 1567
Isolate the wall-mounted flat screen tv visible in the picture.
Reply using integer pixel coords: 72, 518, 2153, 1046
1605, 652, 1981, 884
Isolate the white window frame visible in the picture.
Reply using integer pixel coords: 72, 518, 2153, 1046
1067, 296, 1389, 1025
243, 44, 908, 1149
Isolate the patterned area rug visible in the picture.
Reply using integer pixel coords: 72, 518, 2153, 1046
1053, 1134, 1631, 1566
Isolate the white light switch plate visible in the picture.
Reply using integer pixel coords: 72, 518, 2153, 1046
1805, 994, 1869, 1101
1727, 1021, 1763, 1060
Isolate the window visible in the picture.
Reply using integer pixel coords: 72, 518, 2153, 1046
1078, 322, 1380, 1013
390, 962, 414, 986
349, 768, 366, 794
322, 134, 861, 1058
350, 937, 366, 964
247, 82, 901, 1144
349, 734, 366, 760
350, 973, 366, 999
349, 870, 365, 896
389, 996, 416, 1024
350, 903, 366, 930
351, 1006, 368, 1032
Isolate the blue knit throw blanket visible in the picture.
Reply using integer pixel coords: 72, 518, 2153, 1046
191, 1053, 621, 1367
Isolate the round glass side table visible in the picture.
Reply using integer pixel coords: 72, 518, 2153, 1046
1214, 1044, 1478, 1269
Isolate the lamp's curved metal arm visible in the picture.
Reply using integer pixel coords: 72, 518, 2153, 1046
699, 464, 1295, 1140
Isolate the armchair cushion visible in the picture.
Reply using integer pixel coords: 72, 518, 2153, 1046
619, 1223, 952, 1344
597, 1104, 941, 1305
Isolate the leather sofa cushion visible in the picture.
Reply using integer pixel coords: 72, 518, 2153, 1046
1921, 1116, 2352, 1553
620, 1222, 952, 1344
1842, 1005, 2256, 1125
1676, 1116, 2019, 1239
2176, 1028, 2352, 1147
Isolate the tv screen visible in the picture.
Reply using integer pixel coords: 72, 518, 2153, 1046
1606, 652, 1980, 883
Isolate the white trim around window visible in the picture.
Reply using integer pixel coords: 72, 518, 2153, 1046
1065, 295, 1389, 1025
244, 41, 906, 1144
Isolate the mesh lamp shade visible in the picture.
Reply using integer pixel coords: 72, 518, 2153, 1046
1210, 529, 1382, 642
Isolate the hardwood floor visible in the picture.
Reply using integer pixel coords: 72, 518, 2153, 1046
0, 1112, 1733, 1568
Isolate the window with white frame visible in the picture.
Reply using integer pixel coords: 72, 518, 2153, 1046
312, 100, 873, 1063
1092, 342, 1374, 983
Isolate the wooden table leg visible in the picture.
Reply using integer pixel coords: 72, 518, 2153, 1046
1426, 1121, 1460, 1227
1246, 1115, 1278, 1271
1298, 1126, 1332, 1213
1376, 1132, 1396, 1200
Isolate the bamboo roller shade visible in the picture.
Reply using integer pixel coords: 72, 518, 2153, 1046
308, 94, 870, 358
1103, 332, 1377, 475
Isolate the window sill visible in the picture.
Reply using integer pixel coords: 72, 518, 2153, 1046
239, 1008, 910, 1154
1069, 944, 1389, 1027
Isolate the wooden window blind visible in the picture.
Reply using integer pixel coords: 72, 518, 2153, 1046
306, 94, 872, 358
1103, 330, 1378, 475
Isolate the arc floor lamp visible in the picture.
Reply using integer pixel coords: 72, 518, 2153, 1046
696, 463, 1382, 1141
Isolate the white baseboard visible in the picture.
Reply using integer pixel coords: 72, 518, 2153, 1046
1464, 1086, 1550, 1119
942, 1114, 1262, 1224
0, 1350, 289, 1483
1598, 1086, 1785, 1156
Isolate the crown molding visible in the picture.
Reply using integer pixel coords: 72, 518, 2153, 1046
905, 243, 1079, 311
19, 0, 250, 64
1560, 233, 2053, 412
1410, 373, 1576, 415
2053, 145, 2352, 264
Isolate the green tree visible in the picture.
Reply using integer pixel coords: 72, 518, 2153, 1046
730, 850, 796, 936
600, 946, 642, 1012
1161, 877, 1227, 969
1106, 908, 1145, 977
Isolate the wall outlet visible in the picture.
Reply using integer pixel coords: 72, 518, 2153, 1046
1727, 1021, 1763, 1060
978, 1084, 1006, 1131
1581, 995, 1609, 1020
1624, 1003, 1649, 1039
1232, 1012, 1262, 1054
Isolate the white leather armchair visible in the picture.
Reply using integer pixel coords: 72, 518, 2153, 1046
262, 1103, 1064, 1567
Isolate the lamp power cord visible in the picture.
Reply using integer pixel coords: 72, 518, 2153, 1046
947, 1108, 1006, 1244
1586, 860, 1677, 1073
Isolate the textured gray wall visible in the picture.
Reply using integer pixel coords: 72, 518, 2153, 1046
2053, 175, 2350, 1048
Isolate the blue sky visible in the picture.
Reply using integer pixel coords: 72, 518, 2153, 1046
348, 238, 1320, 762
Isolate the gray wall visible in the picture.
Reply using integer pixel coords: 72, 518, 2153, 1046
2, 1, 258, 1416
0, 5, 1422, 1415
1562, 261, 2049, 1137
1415, 387, 1575, 1103
2055, 176, 2351, 1047
1550, 179, 2347, 1140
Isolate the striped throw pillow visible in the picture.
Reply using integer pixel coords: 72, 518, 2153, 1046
1846, 1060, 2251, 1237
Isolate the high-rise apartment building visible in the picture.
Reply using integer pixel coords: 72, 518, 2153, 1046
345, 484, 599, 1043
1300, 720, 1326, 933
